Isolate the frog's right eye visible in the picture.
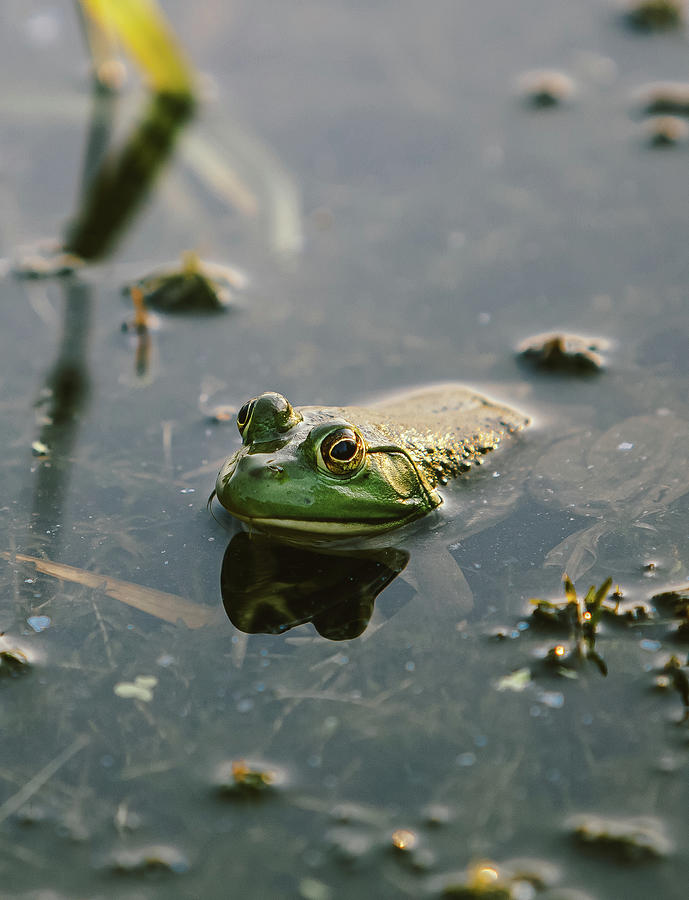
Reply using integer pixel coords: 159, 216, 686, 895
236, 398, 257, 436
318, 427, 366, 476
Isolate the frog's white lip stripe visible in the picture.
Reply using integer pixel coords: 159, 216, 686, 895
230, 512, 406, 536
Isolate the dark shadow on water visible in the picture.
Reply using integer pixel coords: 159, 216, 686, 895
220, 531, 410, 641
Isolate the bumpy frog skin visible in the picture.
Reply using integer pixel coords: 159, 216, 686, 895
215, 385, 529, 537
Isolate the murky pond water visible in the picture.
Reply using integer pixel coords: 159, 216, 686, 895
1, 1, 689, 897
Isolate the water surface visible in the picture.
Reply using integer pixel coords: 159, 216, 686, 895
1, 1, 688, 897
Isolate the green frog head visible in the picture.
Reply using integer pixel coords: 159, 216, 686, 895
214, 391, 441, 537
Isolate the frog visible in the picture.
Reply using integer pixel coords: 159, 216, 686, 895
213, 384, 529, 538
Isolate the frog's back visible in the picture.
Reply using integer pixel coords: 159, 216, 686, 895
338, 384, 529, 489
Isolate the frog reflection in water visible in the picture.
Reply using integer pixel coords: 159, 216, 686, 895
220, 532, 412, 641
214, 386, 529, 537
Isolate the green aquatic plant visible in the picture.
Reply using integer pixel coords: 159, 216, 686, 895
125, 251, 247, 313
14, 0, 302, 279
651, 587, 689, 640
79, 0, 194, 95
14, 0, 196, 276
530, 575, 613, 676
624, 0, 686, 31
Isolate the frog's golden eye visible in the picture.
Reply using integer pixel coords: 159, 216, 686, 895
319, 428, 366, 476
236, 398, 256, 435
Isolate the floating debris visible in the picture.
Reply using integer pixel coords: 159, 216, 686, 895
494, 668, 533, 693
642, 115, 689, 146
0, 644, 30, 676
26, 615, 51, 633
389, 827, 435, 871
421, 803, 453, 827
568, 813, 673, 860
12, 240, 84, 278
633, 81, 689, 116
517, 333, 609, 374
606, 598, 654, 624
623, 0, 686, 30
114, 675, 158, 702
516, 70, 577, 107
391, 828, 419, 852
651, 587, 689, 617
429, 856, 559, 898
121, 286, 156, 379
651, 587, 689, 641
214, 759, 285, 796
124, 251, 246, 313
109, 843, 190, 875
31, 440, 50, 458
500, 857, 560, 889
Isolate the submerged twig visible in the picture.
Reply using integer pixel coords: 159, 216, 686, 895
1, 552, 214, 628
0, 734, 89, 826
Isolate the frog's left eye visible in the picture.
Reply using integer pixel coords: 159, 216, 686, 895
318, 428, 366, 476
236, 398, 257, 436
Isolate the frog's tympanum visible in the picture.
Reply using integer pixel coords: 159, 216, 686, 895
215, 386, 529, 537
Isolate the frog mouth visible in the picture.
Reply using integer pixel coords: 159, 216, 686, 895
228, 510, 420, 537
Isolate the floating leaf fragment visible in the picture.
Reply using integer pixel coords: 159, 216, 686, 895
495, 668, 532, 693
114, 675, 158, 702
